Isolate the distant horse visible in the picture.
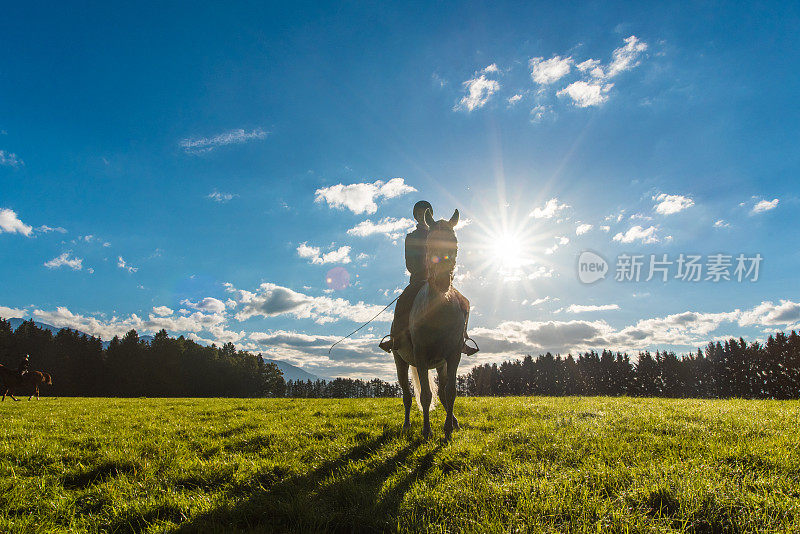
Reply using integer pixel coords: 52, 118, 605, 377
393, 209, 470, 440
0, 363, 52, 401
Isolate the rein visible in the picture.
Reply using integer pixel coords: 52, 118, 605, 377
328, 295, 400, 354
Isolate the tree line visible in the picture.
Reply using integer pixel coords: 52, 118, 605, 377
458, 331, 800, 398
3, 318, 799, 399
0, 319, 284, 397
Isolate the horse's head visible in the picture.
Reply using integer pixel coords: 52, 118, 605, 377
423, 208, 459, 291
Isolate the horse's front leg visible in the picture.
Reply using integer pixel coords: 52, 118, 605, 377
437, 363, 460, 435
418, 368, 433, 439
442, 354, 461, 440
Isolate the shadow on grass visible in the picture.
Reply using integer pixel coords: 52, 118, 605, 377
62, 460, 137, 489
173, 427, 442, 533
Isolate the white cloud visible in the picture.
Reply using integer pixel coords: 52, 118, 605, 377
180, 128, 267, 153
181, 297, 227, 314
576, 59, 601, 73
117, 256, 138, 273
296, 242, 352, 264
529, 55, 572, 85
314, 178, 416, 214
0, 306, 27, 319
612, 225, 659, 244
0, 150, 23, 167
30, 306, 228, 341
507, 94, 523, 105
455, 74, 500, 112
576, 223, 593, 235
530, 198, 570, 219
0, 209, 33, 236
713, 219, 730, 228
563, 304, 620, 313
207, 190, 237, 202
522, 297, 554, 307
482, 63, 500, 74
557, 81, 614, 107
739, 300, 800, 327
751, 198, 779, 214
153, 306, 173, 317
36, 225, 67, 234
605, 35, 648, 78
225, 282, 391, 325
653, 193, 694, 215
347, 217, 416, 239
600, 225, 610, 232
244, 330, 391, 380
530, 105, 551, 123
44, 252, 83, 271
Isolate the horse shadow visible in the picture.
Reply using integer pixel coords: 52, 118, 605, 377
173, 428, 443, 533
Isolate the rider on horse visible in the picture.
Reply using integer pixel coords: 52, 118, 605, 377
379, 200, 478, 356
17, 354, 30, 378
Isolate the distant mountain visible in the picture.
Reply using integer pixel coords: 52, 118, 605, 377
5, 318, 154, 348
261, 357, 320, 382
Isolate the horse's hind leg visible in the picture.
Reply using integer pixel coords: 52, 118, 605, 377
393, 353, 413, 430
436, 365, 459, 432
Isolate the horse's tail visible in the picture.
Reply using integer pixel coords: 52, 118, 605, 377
44, 373, 52, 385
410, 366, 437, 412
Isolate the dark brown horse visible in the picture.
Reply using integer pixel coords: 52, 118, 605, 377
0, 363, 52, 401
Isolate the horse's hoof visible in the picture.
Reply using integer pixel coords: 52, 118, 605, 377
422, 428, 432, 440
402, 422, 411, 431
453, 417, 461, 430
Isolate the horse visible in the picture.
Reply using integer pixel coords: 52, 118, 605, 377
392, 208, 470, 440
0, 363, 52, 401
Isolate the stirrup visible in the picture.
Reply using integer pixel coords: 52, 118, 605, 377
378, 334, 393, 353
462, 336, 479, 356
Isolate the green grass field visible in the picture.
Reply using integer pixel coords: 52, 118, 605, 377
1, 396, 799, 533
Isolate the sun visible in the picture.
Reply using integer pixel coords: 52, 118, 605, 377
491, 232, 527, 270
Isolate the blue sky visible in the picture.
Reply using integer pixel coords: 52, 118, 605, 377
1, 1, 798, 379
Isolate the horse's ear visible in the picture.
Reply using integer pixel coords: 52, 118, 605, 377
423, 208, 435, 228
449, 209, 459, 228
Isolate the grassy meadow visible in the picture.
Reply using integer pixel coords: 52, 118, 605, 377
1, 396, 798, 533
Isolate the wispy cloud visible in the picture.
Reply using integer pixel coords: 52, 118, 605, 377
0, 150, 23, 167
153, 306, 174, 317
613, 225, 660, 244
529, 198, 570, 219
225, 281, 391, 325
180, 128, 267, 154
455, 73, 500, 112
315, 178, 416, 215
36, 225, 67, 234
557, 81, 614, 107
576, 223, 593, 235
44, 252, 83, 270
181, 297, 227, 313
751, 198, 779, 214
297, 242, 352, 264
346, 217, 416, 239
207, 190, 237, 203
530, 55, 572, 85
117, 256, 138, 273
563, 304, 620, 313
0, 208, 33, 236
653, 193, 695, 215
